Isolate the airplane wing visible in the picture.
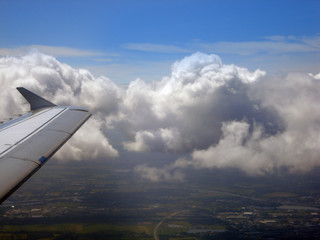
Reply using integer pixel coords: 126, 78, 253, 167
0, 87, 91, 204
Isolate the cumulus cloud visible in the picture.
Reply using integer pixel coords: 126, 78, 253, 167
0, 52, 119, 161
1, 51, 320, 180
121, 52, 269, 154
55, 116, 119, 161
120, 52, 320, 179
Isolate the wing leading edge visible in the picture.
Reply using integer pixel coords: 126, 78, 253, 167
0, 88, 91, 204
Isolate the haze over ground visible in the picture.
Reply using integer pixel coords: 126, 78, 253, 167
0, 0, 319, 181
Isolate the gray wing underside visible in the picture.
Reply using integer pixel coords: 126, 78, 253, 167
0, 88, 91, 204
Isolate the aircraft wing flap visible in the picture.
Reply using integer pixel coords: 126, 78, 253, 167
8, 129, 70, 165
0, 158, 40, 201
46, 108, 92, 134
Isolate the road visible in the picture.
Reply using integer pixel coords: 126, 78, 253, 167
153, 212, 179, 240
152, 189, 278, 240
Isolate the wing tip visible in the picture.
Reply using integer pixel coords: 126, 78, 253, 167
17, 87, 56, 111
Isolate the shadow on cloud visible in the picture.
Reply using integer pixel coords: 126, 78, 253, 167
0, 52, 319, 181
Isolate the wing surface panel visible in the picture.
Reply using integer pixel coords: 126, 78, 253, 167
0, 108, 66, 156
45, 108, 92, 134
8, 129, 69, 164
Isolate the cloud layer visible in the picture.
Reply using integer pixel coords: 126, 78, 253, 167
198, 35, 320, 56
1, 51, 320, 179
0, 45, 104, 58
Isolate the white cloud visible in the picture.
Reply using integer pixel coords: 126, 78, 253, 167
56, 116, 119, 161
124, 128, 182, 152
123, 35, 320, 56
135, 164, 184, 182
120, 52, 267, 154
0, 45, 105, 58
123, 43, 190, 53
1, 51, 320, 180
199, 35, 320, 55
119, 52, 320, 180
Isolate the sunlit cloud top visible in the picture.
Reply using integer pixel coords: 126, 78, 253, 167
1, 52, 320, 181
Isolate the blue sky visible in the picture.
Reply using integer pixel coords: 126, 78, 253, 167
0, 0, 319, 83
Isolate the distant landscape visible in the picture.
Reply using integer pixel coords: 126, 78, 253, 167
1, 158, 320, 240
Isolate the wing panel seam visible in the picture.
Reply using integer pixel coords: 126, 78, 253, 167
0, 108, 67, 158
